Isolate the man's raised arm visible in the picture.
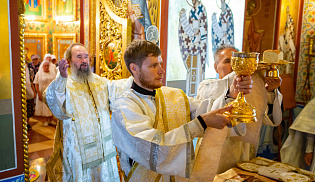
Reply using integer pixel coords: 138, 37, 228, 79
44, 59, 71, 120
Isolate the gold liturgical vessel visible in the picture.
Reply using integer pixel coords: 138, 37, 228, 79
259, 60, 293, 78
224, 52, 260, 126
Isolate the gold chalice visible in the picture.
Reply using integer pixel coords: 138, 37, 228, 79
259, 60, 294, 78
224, 52, 260, 126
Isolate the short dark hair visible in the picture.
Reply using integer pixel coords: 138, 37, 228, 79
124, 40, 161, 75
214, 45, 238, 63
64, 43, 86, 61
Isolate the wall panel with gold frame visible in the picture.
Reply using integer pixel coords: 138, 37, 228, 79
309, 37, 315, 56
89, 0, 96, 58
0, 0, 28, 180
25, 0, 48, 21
24, 33, 48, 62
96, 0, 131, 80
52, 0, 77, 22
52, 33, 76, 60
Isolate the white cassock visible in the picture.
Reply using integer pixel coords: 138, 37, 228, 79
44, 72, 133, 182
112, 83, 232, 182
281, 98, 315, 172
197, 72, 283, 175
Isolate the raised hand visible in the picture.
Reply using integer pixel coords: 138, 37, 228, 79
229, 75, 253, 98
59, 58, 69, 78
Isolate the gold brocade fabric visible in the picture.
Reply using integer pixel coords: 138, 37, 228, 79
67, 75, 109, 170
45, 73, 131, 181
155, 87, 190, 131
127, 87, 192, 182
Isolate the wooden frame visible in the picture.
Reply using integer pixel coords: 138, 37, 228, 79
52, 0, 77, 22
274, 0, 302, 53
24, 32, 48, 62
52, 33, 77, 60
160, 0, 169, 85
0, 3, 27, 180
24, 0, 48, 21
309, 37, 315, 56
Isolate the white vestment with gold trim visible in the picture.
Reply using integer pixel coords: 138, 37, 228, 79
45, 73, 133, 182
112, 86, 228, 181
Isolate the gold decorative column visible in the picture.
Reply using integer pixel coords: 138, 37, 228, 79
19, 14, 30, 182
90, 0, 96, 57
17, 0, 29, 180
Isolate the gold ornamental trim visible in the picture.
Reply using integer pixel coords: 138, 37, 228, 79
17, 0, 25, 15
96, 0, 131, 80
25, 32, 48, 55
19, 14, 30, 182
148, 0, 160, 28
52, 0, 77, 22
52, 33, 77, 57
90, 0, 96, 57
25, 0, 48, 22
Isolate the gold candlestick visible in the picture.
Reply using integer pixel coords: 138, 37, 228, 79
224, 52, 259, 126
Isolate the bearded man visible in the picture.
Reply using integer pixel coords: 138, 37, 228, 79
44, 43, 133, 181
111, 40, 253, 181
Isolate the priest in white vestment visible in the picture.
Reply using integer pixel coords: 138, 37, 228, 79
281, 98, 315, 173
44, 43, 133, 181
111, 40, 253, 182
197, 45, 283, 176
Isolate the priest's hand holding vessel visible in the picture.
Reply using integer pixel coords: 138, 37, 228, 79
224, 51, 259, 127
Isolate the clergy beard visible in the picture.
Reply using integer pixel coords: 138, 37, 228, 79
71, 62, 92, 81
138, 70, 162, 90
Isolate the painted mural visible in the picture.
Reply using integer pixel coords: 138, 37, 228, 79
243, 0, 277, 56
25, 0, 47, 21
127, 0, 160, 41
277, 0, 301, 76
25, 0, 80, 56
296, 1, 315, 103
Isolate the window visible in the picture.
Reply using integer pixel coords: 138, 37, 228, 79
166, 0, 245, 84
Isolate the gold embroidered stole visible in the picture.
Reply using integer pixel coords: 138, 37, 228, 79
67, 75, 109, 170
127, 87, 192, 182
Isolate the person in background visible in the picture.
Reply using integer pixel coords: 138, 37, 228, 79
28, 54, 41, 81
197, 45, 283, 175
51, 55, 59, 74
44, 53, 57, 75
281, 98, 315, 173
44, 53, 52, 62
25, 62, 36, 131
51, 55, 58, 66
34, 60, 57, 126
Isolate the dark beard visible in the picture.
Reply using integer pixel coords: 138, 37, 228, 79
71, 62, 91, 81
138, 70, 162, 90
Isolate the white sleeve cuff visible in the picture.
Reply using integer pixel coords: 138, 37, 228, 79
230, 123, 246, 136
306, 133, 315, 153
188, 118, 205, 138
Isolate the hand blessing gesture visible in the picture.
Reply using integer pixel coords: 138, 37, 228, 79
59, 59, 69, 78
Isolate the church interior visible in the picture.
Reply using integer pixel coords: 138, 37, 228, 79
0, 0, 315, 181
